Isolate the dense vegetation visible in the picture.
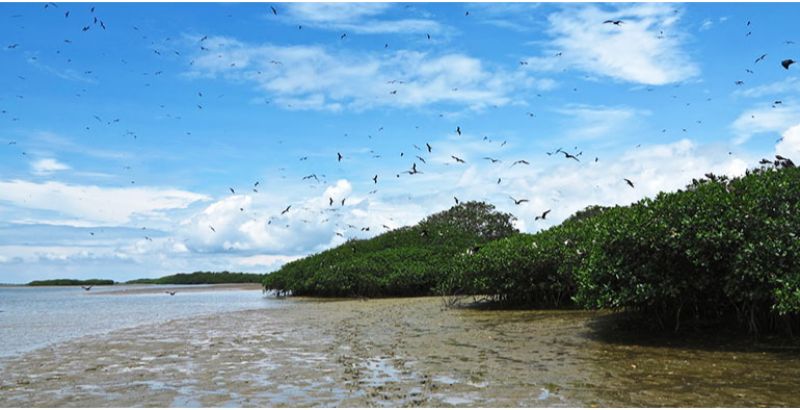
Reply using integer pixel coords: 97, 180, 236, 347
126, 271, 265, 285
263, 202, 517, 297
265, 161, 800, 335
448, 162, 800, 334
28, 279, 115, 286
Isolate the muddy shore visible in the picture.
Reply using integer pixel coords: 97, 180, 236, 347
1, 296, 799, 407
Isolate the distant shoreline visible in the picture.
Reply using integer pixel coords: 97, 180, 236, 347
92, 283, 263, 295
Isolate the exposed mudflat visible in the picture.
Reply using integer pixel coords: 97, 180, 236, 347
1, 296, 799, 407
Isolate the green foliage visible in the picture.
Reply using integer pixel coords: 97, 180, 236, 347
126, 271, 264, 285
263, 201, 518, 297
28, 279, 115, 286
266, 164, 800, 334
574, 165, 800, 333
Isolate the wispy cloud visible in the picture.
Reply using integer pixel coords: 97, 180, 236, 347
523, 3, 699, 85
0, 180, 209, 226
282, 3, 444, 35
734, 77, 800, 98
554, 105, 649, 141
30, 158, 70, 175
187, 37, 554, 111
731, 102, 800, 144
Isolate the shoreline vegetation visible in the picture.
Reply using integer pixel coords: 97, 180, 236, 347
27, 271, 265, 287
264, 160, 800, 336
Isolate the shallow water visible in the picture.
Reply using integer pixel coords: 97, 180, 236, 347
0, 285, 278, 357
1, 297, 799, 407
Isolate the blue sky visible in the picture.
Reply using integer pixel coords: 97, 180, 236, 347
1, 2, 800, 283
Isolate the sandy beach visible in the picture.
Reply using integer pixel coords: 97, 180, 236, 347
1, 296, 799, 407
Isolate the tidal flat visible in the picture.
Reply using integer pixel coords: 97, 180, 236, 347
1, 296, 799, 407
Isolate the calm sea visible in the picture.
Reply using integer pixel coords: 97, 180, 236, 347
0, 285, 280, 358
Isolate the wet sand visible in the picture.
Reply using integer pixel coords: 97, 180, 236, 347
1, 296, 799, 407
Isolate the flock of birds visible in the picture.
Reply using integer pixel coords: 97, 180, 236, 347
2, 4, 798, 249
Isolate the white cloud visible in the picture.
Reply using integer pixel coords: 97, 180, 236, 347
554, 105, 648, 141
735, 77, 800, 98
776, 124, 800, 159
0, 180, 209, 225
31, 158, 70, 175
699, 19, 714, 31
524, 3, 699, 85
283, 3, 443, 35
187, 37, 553, 111
731, 102, 800, 144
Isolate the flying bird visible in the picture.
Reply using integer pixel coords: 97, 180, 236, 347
281, 205, 291, 215
270, 5, 277, 15
603, 19, 623, 25
509, 196, 529, 205
337, 152, 343, 162
165, 291, 176, 296
511, 160, 530, 167
426, 143, 432, 153
454, 196, 460, 205
456, 126, 461, 135
483, 157, 500, 163
372, 174, 378, 184
782, 59, 796, 69
209, 225, 216, 232
624, 178, 635, 188
451, 155, 466, 163
535, 209, 551, 221
229, 187, 235, 194
81, 285, 93, 291
754, 53, 767, 63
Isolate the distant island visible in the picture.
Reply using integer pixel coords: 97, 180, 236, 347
126, 271, 265, 285
28, 271, 265, 287
27, 279, 115, 287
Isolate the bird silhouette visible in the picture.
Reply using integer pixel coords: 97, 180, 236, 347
165, 291, 176, 296
754, 53, 767, 63
451, 155, 466, 163
337, 152, 343, 162
483, 157, 500, 163
426, 143, 432, 153
281, 205, 291, 215
511, 160, 530, 167
456, 126, 461, 135
270, 5, 277, 15
372, 174, 378, 184
509, 196, 528, 205
624, 178, 635, 188
81, 285, 93, 291
209, 225, 216, 232
535, 209, 551, 221
603, 20, 623, 25
782, 59, 796, 69
454, 196, 459, 205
